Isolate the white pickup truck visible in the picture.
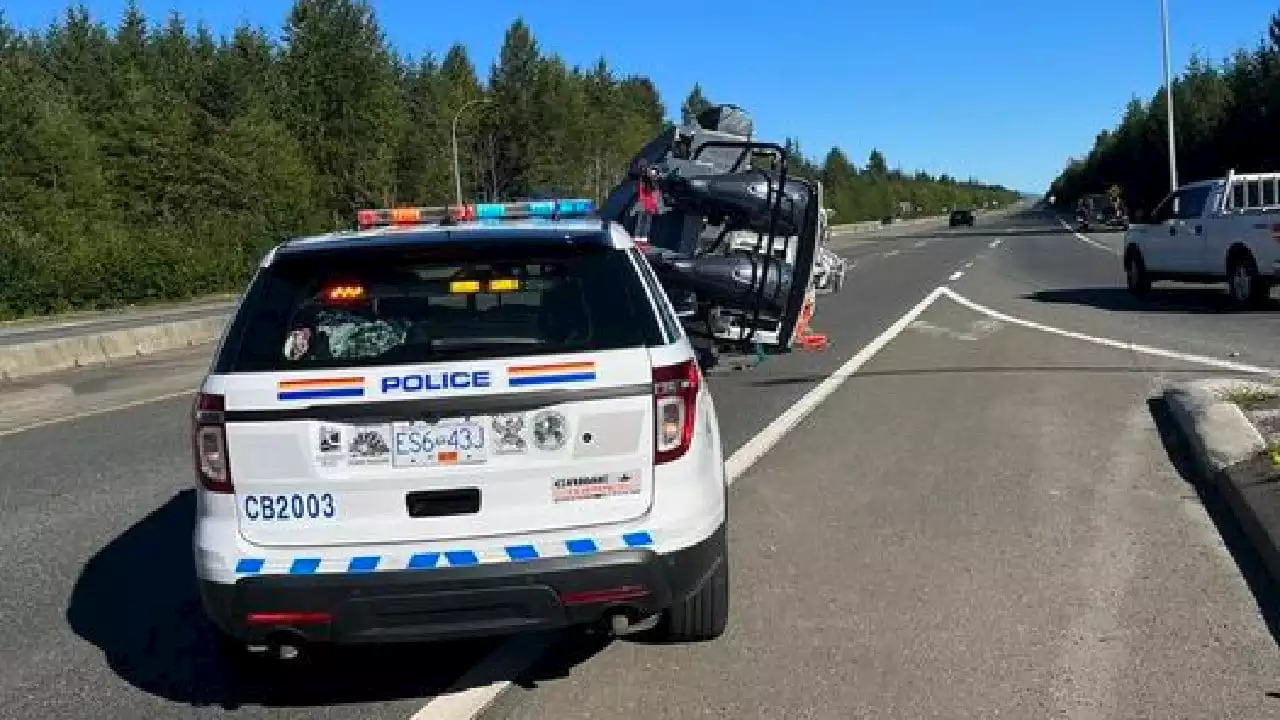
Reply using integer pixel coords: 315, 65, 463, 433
1123, 170, 1280, 307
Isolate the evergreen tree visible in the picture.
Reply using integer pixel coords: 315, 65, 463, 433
680, 83, 711, 126
279, 0, 402, 220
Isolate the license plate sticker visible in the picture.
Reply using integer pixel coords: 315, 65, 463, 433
552, 471, 642, 503
392, 420, 487, 467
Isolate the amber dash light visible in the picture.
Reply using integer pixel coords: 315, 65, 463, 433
325, 284, 366, 302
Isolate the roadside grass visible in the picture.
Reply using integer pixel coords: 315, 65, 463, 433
1221, 385, 1280, 411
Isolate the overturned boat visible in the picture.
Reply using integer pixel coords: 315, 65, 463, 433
600, 104, 846, 369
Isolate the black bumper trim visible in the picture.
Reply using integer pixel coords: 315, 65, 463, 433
201, 523, 726, 645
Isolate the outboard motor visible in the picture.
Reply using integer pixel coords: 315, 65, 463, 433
644, 249, 792, 315
660, 170, 810, 238
602, 103, 830, 365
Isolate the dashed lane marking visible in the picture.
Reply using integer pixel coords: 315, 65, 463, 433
1057, 218, 1122, 255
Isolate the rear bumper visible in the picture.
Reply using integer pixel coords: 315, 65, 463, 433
201, 522, 726, 645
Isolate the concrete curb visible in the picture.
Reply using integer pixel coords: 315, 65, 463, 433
0, 316, 226, 382
1162, 378, 1280, 586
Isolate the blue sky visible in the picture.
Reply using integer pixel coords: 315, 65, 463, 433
5, 0, 1279, 193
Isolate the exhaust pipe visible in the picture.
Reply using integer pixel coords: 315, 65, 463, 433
263, 630, 310, 662
606, 610, 660, 637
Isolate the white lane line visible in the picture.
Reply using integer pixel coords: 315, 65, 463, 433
414, 285, 951, 720
948, 271, 964, 281
913, 240, 927, 248
408, 634, 557, 720
884, 250, 901, 258
1057, 218, 1121, 255
939, 288, 1280, 376
0, 388, 195, 438
724, 285, 946, 479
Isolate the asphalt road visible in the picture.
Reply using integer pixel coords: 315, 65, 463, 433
2, 208, 1278, 719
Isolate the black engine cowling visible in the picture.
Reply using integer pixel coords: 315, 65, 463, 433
661, 170, 810, 237
642, 248, 792, 315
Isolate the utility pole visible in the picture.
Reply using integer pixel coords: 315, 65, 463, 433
1160, 0, 1179, 191
452, 98, 489, 206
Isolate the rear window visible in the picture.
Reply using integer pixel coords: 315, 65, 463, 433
216, 240, 665, 373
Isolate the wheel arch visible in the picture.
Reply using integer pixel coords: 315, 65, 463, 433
1225, 242, 1255, 272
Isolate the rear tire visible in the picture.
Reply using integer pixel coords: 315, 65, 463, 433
1227, 251, 1268, 308
658, 544, 729, 642
1124, 250, 1151, 297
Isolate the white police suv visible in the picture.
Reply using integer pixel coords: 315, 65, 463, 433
193, 199, 729, 658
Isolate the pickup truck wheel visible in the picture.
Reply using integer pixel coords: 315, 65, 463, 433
1227, 253, 1267, 308
1124, 251, 1151, 297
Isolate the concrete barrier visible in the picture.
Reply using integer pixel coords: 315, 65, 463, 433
0, 316, 227, 382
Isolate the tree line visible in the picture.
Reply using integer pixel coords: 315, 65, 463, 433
0, 0, 1017, 319
1049, 12, 1280, 214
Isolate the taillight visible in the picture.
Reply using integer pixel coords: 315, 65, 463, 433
653, 359, 699, 464
193, 392, 232, 493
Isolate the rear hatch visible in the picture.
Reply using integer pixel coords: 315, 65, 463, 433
208, 235, 668, 548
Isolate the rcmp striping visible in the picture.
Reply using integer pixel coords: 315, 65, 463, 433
506, 361, 596, 388
233, 530, 655, 576
277, 376, 366, 401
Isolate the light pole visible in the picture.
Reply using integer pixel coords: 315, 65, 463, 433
452, 97, 489, 206
1160, 0, 1179, 191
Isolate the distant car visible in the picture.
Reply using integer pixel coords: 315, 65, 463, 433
949, 209, 975, 227
1078, 194, 1128, 232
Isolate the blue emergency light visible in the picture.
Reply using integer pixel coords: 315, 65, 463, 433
471, 199, 595, 220
357, 199, 596, 229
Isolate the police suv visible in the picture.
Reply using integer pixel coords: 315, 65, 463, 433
194, 199, 730, 659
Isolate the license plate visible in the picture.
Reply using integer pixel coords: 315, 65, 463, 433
392, 421, 487, 467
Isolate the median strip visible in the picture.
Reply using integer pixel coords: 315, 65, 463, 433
0, 315, 228, 382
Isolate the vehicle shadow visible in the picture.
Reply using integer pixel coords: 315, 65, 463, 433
1026, 287, 1280, 314
1147, 397, 1280, 645
64, 490, 594, 710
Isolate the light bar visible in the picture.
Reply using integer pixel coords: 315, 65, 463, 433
356, 199, 595, 229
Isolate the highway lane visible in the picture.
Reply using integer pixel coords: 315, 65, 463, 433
0, 218, 1000, 719
495, 250, 1280, 720
946, 210, 1280, 369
